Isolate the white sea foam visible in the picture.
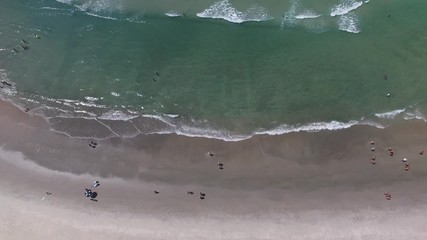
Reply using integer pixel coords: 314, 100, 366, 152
74, 101, 107, 108
74, 110, 97, 117
55, 0, 123, 21
331, 0, 363, 17
161, 119, 384, 142
403, 110, 427, 122
55, 0, 72, 4
110, 92, 120, 97
85, 12, 118, 21
244, 5, 273, 22
125, 17, 145, 24
338, 13, 360, 33
98, 110, 138, 121
41, 7, 67, 11
173, 125, 250, 142
77, 0, 123, 13
163, 114, 180, 118
255, 120, 360, 135
375, 108, 406, 119
20, 97, 40, 104
295, 10, 321, 20
141, 114, 175, 127
165, 11, 182, 17
359, 119, 385, 129
1, 92, 392, 142
281, 0, 300, 26
196, 0, 271, 24
84, 96, 99, 101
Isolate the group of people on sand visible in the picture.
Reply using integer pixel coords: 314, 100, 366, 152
89, 141, 98, 149
84, 180, 100, 202
370, 140, 424, 200
153, 190, 206, 200
153, 152, 222, 200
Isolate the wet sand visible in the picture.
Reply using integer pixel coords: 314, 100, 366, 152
2, 99, 427, 239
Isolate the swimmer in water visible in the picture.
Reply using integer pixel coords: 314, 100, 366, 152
20, 43, 29, 50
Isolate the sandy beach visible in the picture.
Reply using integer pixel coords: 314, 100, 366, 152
2, 99, 427, 239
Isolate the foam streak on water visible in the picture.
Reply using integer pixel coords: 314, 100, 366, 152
295, 10, 321, 20
338, 13, 360, 33
165, 11, 183, 17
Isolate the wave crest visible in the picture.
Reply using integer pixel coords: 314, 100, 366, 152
331, 0, 364, 17
375, 109, 406, 119
196, 0, 271, 24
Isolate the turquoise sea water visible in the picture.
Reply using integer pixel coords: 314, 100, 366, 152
1, 0, 427, 140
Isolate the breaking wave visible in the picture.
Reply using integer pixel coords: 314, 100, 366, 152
196, 0, 272, 24
375, 109, 406, 119
331, 0, 364, 17
3, 81, 426, 142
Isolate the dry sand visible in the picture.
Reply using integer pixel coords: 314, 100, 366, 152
1, 99, 427, 239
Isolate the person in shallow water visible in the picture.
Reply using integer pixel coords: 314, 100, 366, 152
19, 43, 29, 50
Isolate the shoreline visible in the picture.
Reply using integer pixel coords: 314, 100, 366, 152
2, 99, 427, 239
3, 91, 425, 142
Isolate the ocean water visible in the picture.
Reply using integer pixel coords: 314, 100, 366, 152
1, 0, 427, 140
